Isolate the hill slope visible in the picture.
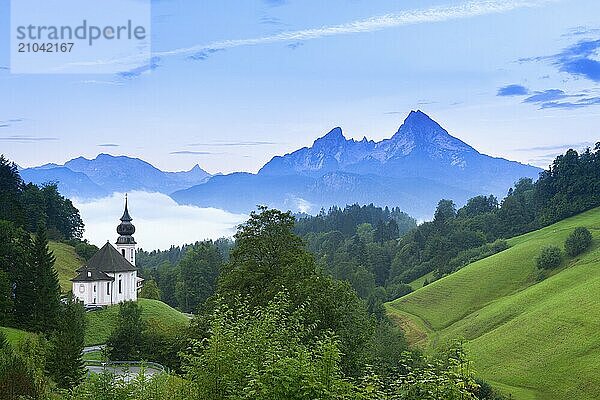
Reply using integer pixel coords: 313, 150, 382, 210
85, 298, 190, 346
49, 241, 83, 292
387, 207, 600, 400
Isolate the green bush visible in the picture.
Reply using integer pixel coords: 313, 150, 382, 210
565, 227, 593, 257
536, 246, 562, 269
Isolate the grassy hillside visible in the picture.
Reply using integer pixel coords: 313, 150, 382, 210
49, 241, 83, 292
387, 207, 600, 400
85, 298, 190, 346
408, 270, 435, 290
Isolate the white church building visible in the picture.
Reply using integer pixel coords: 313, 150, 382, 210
72, 196, 143, 306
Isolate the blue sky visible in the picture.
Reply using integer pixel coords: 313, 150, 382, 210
2, 0, 600, 174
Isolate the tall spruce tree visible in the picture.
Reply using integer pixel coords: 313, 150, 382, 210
31, 225, 61, 333
46, 294, 86, 389
11, 229, 36, 330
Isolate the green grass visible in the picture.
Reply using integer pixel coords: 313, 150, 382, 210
408, 270, 436, 290
85, 298, 190, 346
387, 207, 600, 400
49, 241, 83, 292
0, 326, 33, 346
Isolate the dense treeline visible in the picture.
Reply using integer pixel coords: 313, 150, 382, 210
137, 239, 234, 312
295, 204, 417, 238
299, 144, 600, 291
0, 155, 84, 240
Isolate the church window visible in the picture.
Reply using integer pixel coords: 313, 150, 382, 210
107, 282, 110, 295
93, 285, 96, 293
118, 279, 122, 294
79, 284, 85, 293
122, 249, 125, 257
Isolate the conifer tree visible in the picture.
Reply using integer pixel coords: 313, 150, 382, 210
31, 225, 61, 333
12, 230, 36, 331
46, 294, 86, 389
0, 154, 24, 225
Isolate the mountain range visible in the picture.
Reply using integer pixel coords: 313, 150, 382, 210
20, 154, 211, 199
20, 111, 541, 218
172, 111, 541, 217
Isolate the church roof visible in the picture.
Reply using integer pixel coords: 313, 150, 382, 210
117, 195, 136, 237
71, 242, 137, 282
120, 195, 133, 222
72, 267, 114, 282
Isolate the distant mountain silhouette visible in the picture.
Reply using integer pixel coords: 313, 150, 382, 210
172, 111, 541, 218
21, 154, 211, 199
20, 112, 541, 218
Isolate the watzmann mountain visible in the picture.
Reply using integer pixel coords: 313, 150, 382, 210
20, 111, 541, 218
173, 111, 541, 218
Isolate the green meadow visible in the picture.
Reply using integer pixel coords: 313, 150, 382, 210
84, 298, 190, 346
388, 207, 600, 400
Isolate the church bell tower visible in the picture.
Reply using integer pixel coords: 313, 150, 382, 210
115, 194, 136, 266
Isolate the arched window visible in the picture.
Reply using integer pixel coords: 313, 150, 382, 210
121, 249, 125, 257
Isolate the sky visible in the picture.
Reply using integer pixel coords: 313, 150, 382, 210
2, 0, 600, 174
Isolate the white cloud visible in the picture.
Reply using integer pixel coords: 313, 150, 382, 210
73, 191, 246, 251
66, 0, 557, 71
159, 0, 556, 58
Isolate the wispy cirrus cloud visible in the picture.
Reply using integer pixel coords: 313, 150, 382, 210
521, 34, 600, 82
98, 143, 120, 147
523, 89, 573, 103
76, 0, 555, 77
118, 56, 161, 79
499, 84, 600, 110
521, 88, 600, 109
515, 141, 595, 152
0, 135, 58, 143
0, 118, 25, 128
260, 16, 285, 26
497, 84, 529, 96
163, 0, 556, 61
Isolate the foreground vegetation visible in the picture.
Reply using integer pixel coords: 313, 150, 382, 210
388, 207, 600, 399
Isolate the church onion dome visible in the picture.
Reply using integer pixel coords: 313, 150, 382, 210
116, 195, 136, 241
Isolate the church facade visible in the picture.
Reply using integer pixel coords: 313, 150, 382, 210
72, 196, 142, 306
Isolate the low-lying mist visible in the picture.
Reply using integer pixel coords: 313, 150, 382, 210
73, 191, 247, 251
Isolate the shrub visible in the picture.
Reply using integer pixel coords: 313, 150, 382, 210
565, 227, 593, 257
536, 246, 562, 269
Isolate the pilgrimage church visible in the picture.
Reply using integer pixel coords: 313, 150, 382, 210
72, 196, 143, 306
